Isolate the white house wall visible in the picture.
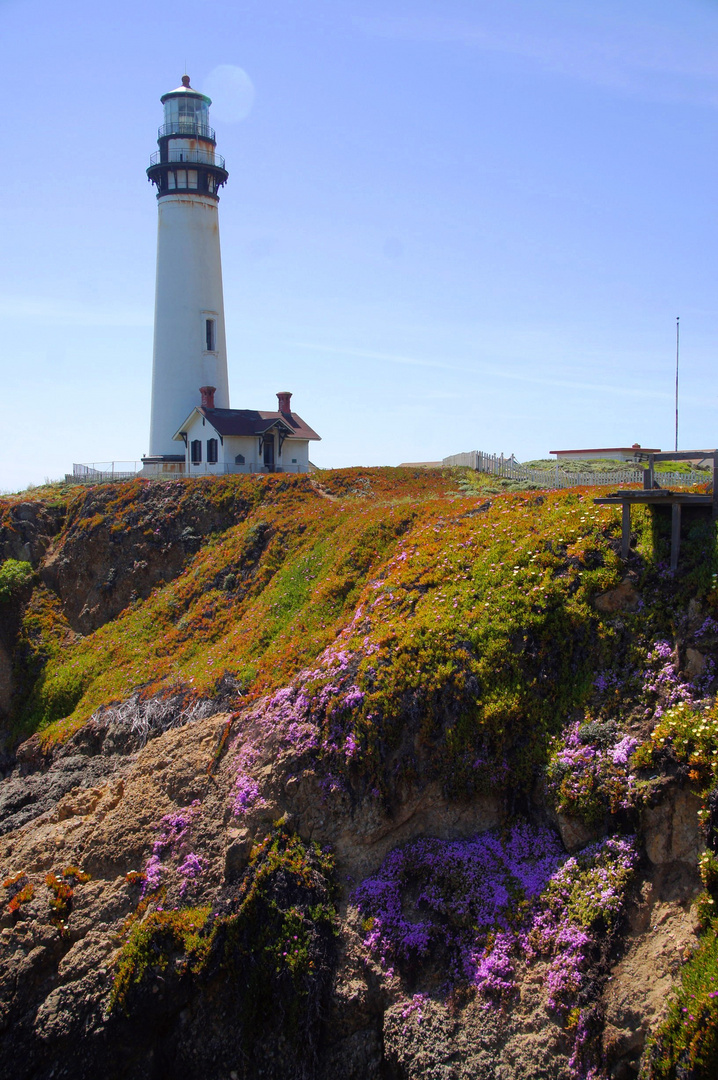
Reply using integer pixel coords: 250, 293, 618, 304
282, 439, 309, 471
223, 437, 257, 470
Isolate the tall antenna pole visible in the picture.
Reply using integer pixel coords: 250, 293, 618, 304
675, 316, 680, 453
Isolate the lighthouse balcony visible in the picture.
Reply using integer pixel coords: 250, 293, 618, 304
158, 121, 215, 141
149, 150, 226, 169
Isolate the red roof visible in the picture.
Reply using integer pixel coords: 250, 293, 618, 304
199, 408, 321, 441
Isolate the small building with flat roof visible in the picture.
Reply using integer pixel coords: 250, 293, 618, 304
550, 444, 660, 463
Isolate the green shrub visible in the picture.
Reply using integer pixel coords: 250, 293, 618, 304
110, 822, 338, 1068
110, 905, 212, 1012
0, 559, 33, 603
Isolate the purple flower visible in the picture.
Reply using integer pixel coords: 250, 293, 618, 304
143, 855, 163, 894
474, 932, 517, 997
343, 686, 365, 710
177, 852, 205, 896
233, 775, 261, 814
141, 800, 202, 896
354, 824, 565, 989
609, 736, 638, 766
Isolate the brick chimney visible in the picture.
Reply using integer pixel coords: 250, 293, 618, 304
276, 391, 292, 416
200, 385, 216, 409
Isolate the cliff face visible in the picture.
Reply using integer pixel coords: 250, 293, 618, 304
0, 469, 717, 1080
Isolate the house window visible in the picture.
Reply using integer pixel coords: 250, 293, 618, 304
207, 438, 218, 464
291, 459, 297, 463
205, 318, 216, 351
235, 454, 245, 464
190, 439, 202, 464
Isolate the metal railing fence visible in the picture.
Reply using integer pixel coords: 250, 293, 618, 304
441, 450, 708, 490
69, 462, 141, 483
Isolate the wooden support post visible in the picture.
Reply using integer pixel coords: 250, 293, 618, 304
621, 501, 631, 559
671, 502, 681, 571
643, 456, 653, 490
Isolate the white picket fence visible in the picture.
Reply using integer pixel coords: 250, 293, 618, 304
441, 451, 707, 490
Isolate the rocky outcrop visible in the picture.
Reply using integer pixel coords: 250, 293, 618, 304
602, 882, 701, 1079
39, 482, 263, 634
0, 705, 705, 1080
0, 501, 65, 568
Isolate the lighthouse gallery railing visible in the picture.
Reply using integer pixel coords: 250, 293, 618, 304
158, 121, 216, 141
149, 150, 226, 169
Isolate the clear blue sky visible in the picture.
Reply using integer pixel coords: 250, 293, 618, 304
1, 0, 717, 489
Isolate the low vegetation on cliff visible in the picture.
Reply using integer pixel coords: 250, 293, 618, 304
1, 467, 718, 1078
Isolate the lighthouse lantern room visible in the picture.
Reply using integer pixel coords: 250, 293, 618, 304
144, 75, 230, 468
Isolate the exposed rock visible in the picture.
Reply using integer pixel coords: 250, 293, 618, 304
685, 647, 706, 679
290, 772, 503, 880
602, 877, 702, 1077
0, 753, 123, 836
0, 502, 65, 566
0, 703, 707, 1079
555, 811, 600, 854
642, 785, 704, 867
382, 964, 572, 1079
594, 579, 641, 614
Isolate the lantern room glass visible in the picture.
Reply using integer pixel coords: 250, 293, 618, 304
163, 95, 210, 136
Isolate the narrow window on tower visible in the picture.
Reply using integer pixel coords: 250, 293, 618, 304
205, 319, 216, 352
177, 170, 187, 189
190, 440, 202, 464
207, 439, 218, 464
168, 172, 176, 190
188, 170, 198, 189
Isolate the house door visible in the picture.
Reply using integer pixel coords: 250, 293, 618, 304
263, 434, 275, 468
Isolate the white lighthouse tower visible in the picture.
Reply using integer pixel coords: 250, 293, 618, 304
144, 75, 230, 468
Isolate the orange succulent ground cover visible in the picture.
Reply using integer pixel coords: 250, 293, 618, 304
6, 469, 629, 755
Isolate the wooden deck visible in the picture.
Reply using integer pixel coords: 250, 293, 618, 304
594, 450, 717, 570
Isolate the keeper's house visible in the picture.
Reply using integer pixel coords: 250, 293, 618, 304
173, 387, 320, 475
